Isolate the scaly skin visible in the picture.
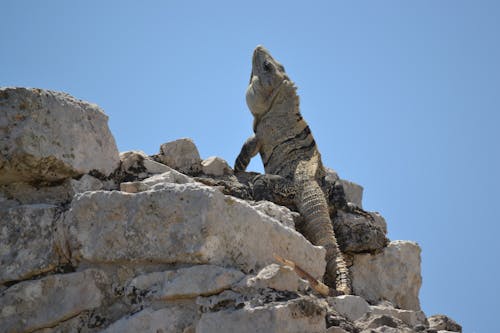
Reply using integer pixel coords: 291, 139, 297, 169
234, 46, 351, 294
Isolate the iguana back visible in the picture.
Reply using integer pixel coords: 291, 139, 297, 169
235, 46, 351, 294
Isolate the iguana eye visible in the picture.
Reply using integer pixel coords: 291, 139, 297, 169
263, 61, 272, 72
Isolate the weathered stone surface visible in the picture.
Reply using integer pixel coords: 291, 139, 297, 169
119, 150, 170, 181
120, 168, 194, 193
328, 295, 370, 322
0, 269, 105, 333
250, 200, 298, 229
66, 183, 325, 279
370, 303, 427, 328
355, 313, 414, 333
157, 138, 202, 174
339, 179, 363, 208
0, 204, 64, 284
0, 174, 104, 205
101, 305, 196, 333
326, 327, 349, 333
201, 156, 233, 176
0, 87, 119, 184
428, 314, 462, 332
127, 265, 245, 300
241, 263, 302, 293
351, 241, 422, 311
334, 210, 388, 253
197, 296, 327, 333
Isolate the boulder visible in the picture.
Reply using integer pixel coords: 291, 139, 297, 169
119, 168, 194, 193
338, 179, 363, 208
0, 204, 65, 284
0, 174, 103, 205
65, 183, 326, 279
370, 303, 427, 328
249, 200, 298, 229
201, 156, 233, 176
334, 210, 388, 253
351, 241, 422, 311
157, 138, 202, 174
0, 269, 105, 333
119, 150, 170, 181
0, 87, 119, 184
355, 313, 414, 333
328, 295, 370, 322
240, 263, 303, 293
196, 296, 327, 333
101, 306, 197, 333
428, 314, 462, 332
126, 265, 245, 301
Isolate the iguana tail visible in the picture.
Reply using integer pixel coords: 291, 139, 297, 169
296, 179, 351, 294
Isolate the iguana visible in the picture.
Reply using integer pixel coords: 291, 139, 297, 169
234, 45, 351, 294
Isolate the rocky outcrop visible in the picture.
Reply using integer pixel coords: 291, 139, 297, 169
0, 88, 461, 332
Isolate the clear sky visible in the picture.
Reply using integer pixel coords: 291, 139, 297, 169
1, 1, 499, 332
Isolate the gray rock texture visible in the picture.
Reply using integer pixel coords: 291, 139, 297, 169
0, 87, 119, 184
351, 241, 422, 310
65, 183, 326, 279
0, 204, 64, 284
0, 269, 105, 333
157, 138, 202, 174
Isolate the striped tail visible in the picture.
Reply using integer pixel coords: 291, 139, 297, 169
296, 179, 351, 294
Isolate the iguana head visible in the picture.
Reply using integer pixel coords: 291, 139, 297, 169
246, 45, 291, 118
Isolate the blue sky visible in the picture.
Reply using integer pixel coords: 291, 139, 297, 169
1, 1, 499, 332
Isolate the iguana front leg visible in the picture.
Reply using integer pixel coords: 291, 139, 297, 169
234, 135, 261, 172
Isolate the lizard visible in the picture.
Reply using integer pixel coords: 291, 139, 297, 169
234, 45, 352, 294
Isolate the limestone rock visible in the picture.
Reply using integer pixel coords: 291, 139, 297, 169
120, 168, 194, 193
0, 269, 105, 333
370, 303, 427, 328
0, 173, 104, 205
65, 183, 326, 279
119, 151, 170, 181
201, 156, 233, 176
355, 313, 414, 333
249, 200, 298, 229
242, 263, 303, 293
196, 296, 327, 333
0, 204, 64, 284
334, 210, 388, 253
328, 295, 370, 322
428, 314, 462, 332
101, 306, 197, 333
157, 138, 202, 174
351, 241, 422, 311
126, 265, 245, 301
338, 179, 363, 208
0, 87, 119, 184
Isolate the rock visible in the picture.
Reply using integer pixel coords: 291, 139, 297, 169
65, 183, 326, 279
355, 313, 414, 333
196, 290, 245, 313
1, 173, 104, 205
120, 168, 194, 193
241, 263, 303, 293
328, 295, 370, 322
196, 296, 327, 333
101, 305, 197, 333
338, 179, 363, 208
334, 210, 388, 253
249, 200, 298, 229
428, 314, 462, 332
0, 87, 119, 184
201, 156, 233, 176
0, 204, 65, 284
126, 265, 245, 301
119, 151, 170, 181
351, 241, 422, 310
0, 269, 105, 333
326, 327, 349, 333
157, 138, 202, 174
370, 304, 427, 328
